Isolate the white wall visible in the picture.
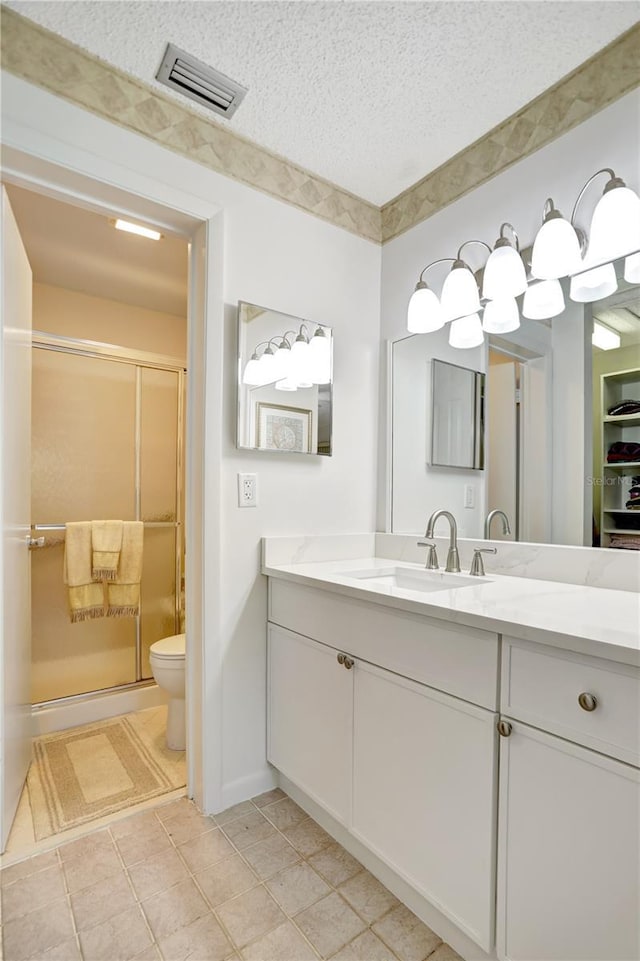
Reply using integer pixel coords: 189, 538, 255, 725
379, 89, 640, 533
0, 73, 381, 811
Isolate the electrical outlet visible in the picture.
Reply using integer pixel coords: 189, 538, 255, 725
238, 472, 258, 507
464, 485, 475, 509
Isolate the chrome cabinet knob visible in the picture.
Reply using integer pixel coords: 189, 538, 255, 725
497, 719, 512, 737
578, 692, 598, 712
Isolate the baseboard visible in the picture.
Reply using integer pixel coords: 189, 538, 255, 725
32, 683, 168, 735
219, 765, 278, 812
279, 774, 495, 961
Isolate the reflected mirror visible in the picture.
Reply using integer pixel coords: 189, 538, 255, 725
431, 360, 484, 470
391, 262, 640, 548
237, 301, 333, 455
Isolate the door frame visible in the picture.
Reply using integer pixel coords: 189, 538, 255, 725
0, 144, 225, 816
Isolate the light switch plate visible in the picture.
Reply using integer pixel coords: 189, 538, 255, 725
464, 485, 475, 509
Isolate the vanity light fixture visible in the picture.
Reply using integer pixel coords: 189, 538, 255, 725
482, 297, 521, 334
113, 218, 163, 241
407, 258, 454, 333
592, 321, 621, 351
579, 169, 640, 265
440, 243, 487, 320
448, 313, 484, 349
530, 199, 582, 280
522, 279, 565, 320
482, 224, 527, 300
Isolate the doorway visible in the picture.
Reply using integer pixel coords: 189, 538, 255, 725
0, 175, 207, 856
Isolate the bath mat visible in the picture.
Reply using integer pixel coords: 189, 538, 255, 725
27, 708, 185, 840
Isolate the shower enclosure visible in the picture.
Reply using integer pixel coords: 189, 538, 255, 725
30, 332, 185, 705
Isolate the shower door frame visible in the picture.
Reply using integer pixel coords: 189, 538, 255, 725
31, 331, 186, 701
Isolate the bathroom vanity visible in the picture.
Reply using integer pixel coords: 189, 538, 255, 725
262, 534, 640, 961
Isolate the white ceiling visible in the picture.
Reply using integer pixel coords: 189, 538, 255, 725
6, 184, 188, 316
6, 1, 639, 206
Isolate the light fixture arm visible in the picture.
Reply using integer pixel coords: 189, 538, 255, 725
498, 222, 520, 251
417, 257, 456, 284
456, 239, 492, 264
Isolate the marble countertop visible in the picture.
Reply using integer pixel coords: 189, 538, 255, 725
262, 555, 640, 668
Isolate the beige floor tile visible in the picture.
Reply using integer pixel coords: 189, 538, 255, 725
162, 805, 217, 845
330, 929, 397, 961
373, 905, 441, 961
195, 853, 258, 907
282, 818, 332, 857
241, 834, 301, 880
428, 945, 463, 961
1, 896, 75, 961
221, 811, 276, 851
70, 868, 136, 931
241, 920, 318, 961
58, 827, 114, 862
155, 798, 192, 821
266, 862, 331, 916
338, 870, 400, 924
132, 946, 162, 961
141, 877, 209, 941
214, 801, 256, 826
41, 936, 82, 960
262, 798, 308, 832
178, 828, 235, 873
110, 810, 161, 841
251, 789, 286, 809
308, 844, 362, 887
0, 849, 58, 886
115, 822, 173, 868
78, 905, 153, 961
157, 912, 233, 961
1, 863, 67, 922
128, 846, 190, 900
62, 840, 123, 893
215, 885, 286, 949
295, 892, 367, 959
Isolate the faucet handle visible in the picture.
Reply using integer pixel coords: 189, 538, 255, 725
417, 540, 439, 570
470, 547, 497, 577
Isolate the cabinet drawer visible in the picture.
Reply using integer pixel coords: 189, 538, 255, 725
502, 637, 640, 765
269, 579, 499, 709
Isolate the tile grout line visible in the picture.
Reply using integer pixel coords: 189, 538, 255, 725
109, 817, 165, 959
55, 845, 83, 961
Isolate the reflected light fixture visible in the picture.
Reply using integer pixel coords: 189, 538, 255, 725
113, 218, 163, 241
448, 313, 484, 349
308, 327, 332, 384
624, 252, 640, 285
530, 199, 582, 280
482, 224, 527, 300
570, 262, 618, 303
522, 279, 565, 320
482, 297, 520, 334
592, 321, 621, 351
242, 350, 263, 385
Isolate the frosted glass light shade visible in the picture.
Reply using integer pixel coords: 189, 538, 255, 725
624, 252, 640, 284
587, 185, 640, 263
243, 355, 262, 385
258, 348, 276, 384
290, 337, 312, 384
308, 329, 332, 384
570, 263, 618, 303
441, 266, 480, 321
407, 285, 445, 333
531, 217, 582, 279
482, 298, 520, 334
275, 378, 298, 391
449, 313, 484, 349
522, 279, 565, 320
273, 345, 292, 380
482, 245, 527, 300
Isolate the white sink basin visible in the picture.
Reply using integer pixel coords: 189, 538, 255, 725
344, 567, 488, 593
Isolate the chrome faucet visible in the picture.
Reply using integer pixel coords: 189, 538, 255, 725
484, 509, 512, 539
425, 510, 460, 573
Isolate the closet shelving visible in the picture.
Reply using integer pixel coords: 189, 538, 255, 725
600, 367, 640, 548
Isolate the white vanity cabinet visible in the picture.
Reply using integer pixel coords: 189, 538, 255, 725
497, 637, 640, 961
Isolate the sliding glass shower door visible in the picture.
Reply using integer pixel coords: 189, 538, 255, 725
30, 340, 184, 704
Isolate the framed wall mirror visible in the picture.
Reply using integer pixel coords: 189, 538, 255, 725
237, 301, 333, 456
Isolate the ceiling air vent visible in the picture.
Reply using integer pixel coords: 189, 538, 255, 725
156, 43, 247, 119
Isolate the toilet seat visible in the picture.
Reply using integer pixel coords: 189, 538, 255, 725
150, 633, 185, 659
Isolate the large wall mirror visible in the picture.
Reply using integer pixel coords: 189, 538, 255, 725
390, 261, 640, 547
237, 301, 333, 456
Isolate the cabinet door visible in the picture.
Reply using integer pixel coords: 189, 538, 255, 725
352, 661, 497, 952
267, 625, 352, 824
497, 721, 640, 961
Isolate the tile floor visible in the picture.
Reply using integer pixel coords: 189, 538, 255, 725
0, 789, 462, 961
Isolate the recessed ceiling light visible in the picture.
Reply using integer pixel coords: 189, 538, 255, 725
113, 218, 163, 241
592, 321, 621, 351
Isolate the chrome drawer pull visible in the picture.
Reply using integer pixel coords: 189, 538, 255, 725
578, 692, 598, 712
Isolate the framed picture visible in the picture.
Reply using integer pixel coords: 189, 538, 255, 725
256, 403, 312, 453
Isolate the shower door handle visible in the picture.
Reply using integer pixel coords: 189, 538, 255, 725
28, 536, 45, 549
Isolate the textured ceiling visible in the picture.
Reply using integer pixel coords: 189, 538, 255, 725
5, 2, 640, 205
6, 184, 188, 316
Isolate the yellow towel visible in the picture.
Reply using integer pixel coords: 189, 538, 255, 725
64, 522, 105, 622
91, 520, 123, 581
107, 521, 144, 618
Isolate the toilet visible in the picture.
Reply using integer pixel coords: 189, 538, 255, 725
149, 633, 186, 750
